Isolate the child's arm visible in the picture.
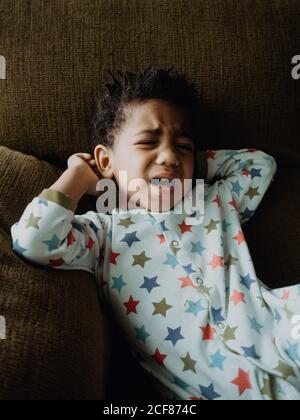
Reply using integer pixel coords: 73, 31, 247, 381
205, 148, 277, 224
10, 153, 105, 273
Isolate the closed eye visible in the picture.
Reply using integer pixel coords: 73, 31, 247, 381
136, 141, 193, 150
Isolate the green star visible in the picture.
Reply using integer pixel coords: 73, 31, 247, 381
283, 303, 294, 321
118, 217, 135, 228
204, 219, 220, 234
260, 377, 273, 400
245, 186, 260, 199
25, 212, 42, 229
181, 352, 197, 373
152, 298, 173, 317
222, 325, 238, 342
225, 254, 239, 270
274, 361, 296, 379
132, 251, 151, 268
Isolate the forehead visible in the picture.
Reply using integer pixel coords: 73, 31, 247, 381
123, 99, 192, 134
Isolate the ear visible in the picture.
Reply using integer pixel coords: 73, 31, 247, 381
94, 145, 114, 179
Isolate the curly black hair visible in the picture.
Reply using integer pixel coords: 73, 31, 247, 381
91, 65, 206, 151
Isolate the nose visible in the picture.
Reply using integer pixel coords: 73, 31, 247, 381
155, 145, 180, 167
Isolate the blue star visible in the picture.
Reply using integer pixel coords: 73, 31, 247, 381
140, 276, 160, 293
209, 350, 227, 370
249, 316, 263, 334
240, 274, 256, 290
135, 325, 151, 343
38, 198, 48, 206
160, 220, 169, 232
112, 275, 127, 292
120, 230, 141, 247
199, 383, 221, 400
165, 326, 184, 346
211, 307, 225, 323
241, 345, 260, 359
42, 234, 61, 252
172, 376, 189, 389
185, 298, 207, 316
240, 207, 255, 221
72, 221, 84, 233
286, 342, 300, 363
274, 309, 282, 323
231, 180, 243, 197
222, 219, 231, 232
191, 241, 206, 255
249, 168, 262, 179
183, 263, 196, 275
89, 221, 100, 235
12, 239, 26, 255
163, 253, 178, 269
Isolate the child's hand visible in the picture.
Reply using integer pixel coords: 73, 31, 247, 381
67, 153, 102, 197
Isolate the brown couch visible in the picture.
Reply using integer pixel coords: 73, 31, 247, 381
0, 0, 299, 400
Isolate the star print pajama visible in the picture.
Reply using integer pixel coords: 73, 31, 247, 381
11, 149, 300, 400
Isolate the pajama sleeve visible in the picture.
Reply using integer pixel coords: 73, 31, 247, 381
205, 149, 277, 224
10, 188, 106, 274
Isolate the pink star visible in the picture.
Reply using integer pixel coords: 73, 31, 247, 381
233, 230, 246, 245
208, 254, 224, 270
231, 290, 246, 306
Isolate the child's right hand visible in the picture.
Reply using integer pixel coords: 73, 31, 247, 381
67, 153, 102, 197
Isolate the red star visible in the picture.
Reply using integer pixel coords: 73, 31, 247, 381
86, 237, 95, 250
208, 254, 224, 270
207, 150, 217, 159
123, 295, 140, 315
178, 276, 194, 288
49, 257, 65, 266
247, 148, 257, 153
228, 199, 239, 211
212, 195, 221, 208
233, 230, 246, 245
281, 290, 290, 300
110, 249, 120, 265
231, 290, 246, 306
200, 324, 216, 341
67, 231, 76, 247
152, 348, 167, 365
190, 396, 203, 400
231, 369, 252, 396
156, 233, 166, 244
178, 221, 192, 234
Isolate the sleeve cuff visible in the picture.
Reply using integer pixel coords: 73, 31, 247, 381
38, 188, 77, 212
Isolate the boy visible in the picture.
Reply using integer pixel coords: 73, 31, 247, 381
11, 66, 300, 400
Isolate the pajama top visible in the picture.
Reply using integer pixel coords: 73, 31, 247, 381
11, 149, 300, 400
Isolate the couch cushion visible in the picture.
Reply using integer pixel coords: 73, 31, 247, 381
0, 146, 111, 399
0, 0, 299, 166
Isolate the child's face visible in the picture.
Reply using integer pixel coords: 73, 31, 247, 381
94, 99, 195, 212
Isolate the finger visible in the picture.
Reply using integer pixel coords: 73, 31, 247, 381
76, 153, 92, 160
